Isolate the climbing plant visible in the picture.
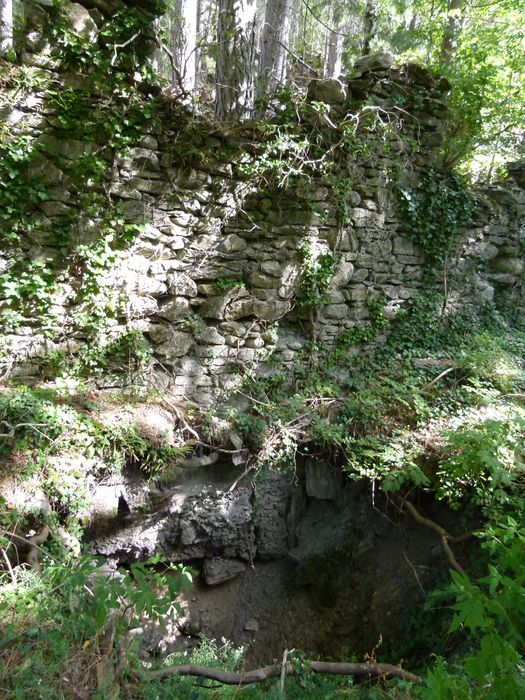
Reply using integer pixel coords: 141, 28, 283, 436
397, 167, 475, 264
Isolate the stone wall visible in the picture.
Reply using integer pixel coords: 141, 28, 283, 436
1, 0, 524, 406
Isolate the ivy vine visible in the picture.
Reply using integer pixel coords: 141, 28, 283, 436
0, 4, 162, 347
397, 167, 475, 264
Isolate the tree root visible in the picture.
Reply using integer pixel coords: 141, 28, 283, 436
399, 497, 473, 577
146, 660, 421, 685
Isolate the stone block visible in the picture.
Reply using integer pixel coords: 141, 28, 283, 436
322, 304, 348, 320
132, 273, 166, 295
490, 257, 523, 275
253, 299, 291, 321
249, 273, 277, 289
155, 330, 193, 358
307, 77, 347, 104
128, 295, 158, 317
167, 272, 198, 297
219, 234, 247, 253
330, 261, 354, 287
39, 201, 71, 217
157, 297, 190, 321
392, 237, 414, 255
354, 52, 393, 73
198, 327, 226, 345
120, 199, 147, 222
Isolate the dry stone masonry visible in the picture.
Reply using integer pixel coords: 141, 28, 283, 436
0, 0, 524, 407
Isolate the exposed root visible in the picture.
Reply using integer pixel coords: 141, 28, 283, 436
399, 497, 471, 577
146, 659, 421, 685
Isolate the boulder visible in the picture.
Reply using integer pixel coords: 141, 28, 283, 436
63, 1, 98, 40
507, 161, 525, 188
490, 257, 523, 275
157, 297, 190, 321
307, 78, 347, 104
354, 52, 393, 74
90, 486, 256, 566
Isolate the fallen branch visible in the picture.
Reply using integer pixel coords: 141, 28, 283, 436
423, 366, 456, 390
147, 660, 421, 685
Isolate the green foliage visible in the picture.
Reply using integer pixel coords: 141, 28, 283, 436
397, 167, 475, 263
227, 290, 525, 515
436, 410, 525, 510
0, 553, 192, 699
417, 518, 525, 700
334, 297, 389, 350
0, 386, 188, 490
0, 7, 160, 342
377, 0, 525, 176
214, 277, 245, 293
296, 242, 338, 310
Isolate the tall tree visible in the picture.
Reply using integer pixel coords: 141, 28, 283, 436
362, 0, 377, 55
0, 0, 12, 56
172, 0, 197, 92
255, 0, 292, 106
215, 0, 257, 122
323, 1, 344, 78
439, 0, 464, 67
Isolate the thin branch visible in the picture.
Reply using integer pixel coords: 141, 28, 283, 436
277, 40, 320, 77
1, 547, 16, 585
157, 41, 189, 99
111, 31, 141, 66
299, 0, 350, 37
0, 421, 48, 439
423, 366, 456, 390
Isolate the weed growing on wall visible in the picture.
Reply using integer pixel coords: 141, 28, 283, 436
296, 242, 338, 310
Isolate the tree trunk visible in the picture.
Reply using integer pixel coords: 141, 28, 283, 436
0, 0, 12, 56
255, 0, 291, 107
214, 0, 257, 122
195, 0, 215, 101
440, 0, 464, 67
362, 0, 377, 56
172, 0, 197, 93
324, 3, 343, 78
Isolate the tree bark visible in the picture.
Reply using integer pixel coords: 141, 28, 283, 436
172, 0, 197, 92
440, 0, 464, 67
0, 0, 12, 56
215, 0, 257, 122
362, 0, 377, 56
255, 0, 291, 107
323, 2, 343, 78
194, 0, 215, 101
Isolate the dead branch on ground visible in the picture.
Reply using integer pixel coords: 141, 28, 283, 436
147, 660, 421, 685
